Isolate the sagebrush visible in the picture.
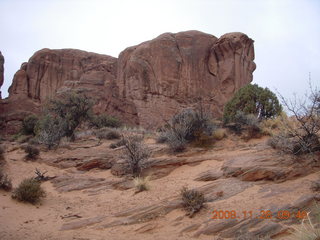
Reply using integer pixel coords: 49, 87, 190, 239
0, 170, 12, 191
122, 135, 150, 176
12, 178, 45, 204
24, 144, 40, 160
163, 107, 216, 152
181, 187, 205, 217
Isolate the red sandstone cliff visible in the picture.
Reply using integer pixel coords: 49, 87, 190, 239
0, 31, 255, 133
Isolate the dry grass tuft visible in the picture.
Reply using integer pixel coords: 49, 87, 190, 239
212, 128, 226, 140
133, 176, 150, 193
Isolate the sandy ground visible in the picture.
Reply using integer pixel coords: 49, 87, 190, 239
0, 136, 318, 240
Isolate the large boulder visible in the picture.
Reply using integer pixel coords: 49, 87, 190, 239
0, 31, 255, 133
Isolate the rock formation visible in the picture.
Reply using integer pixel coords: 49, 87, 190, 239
0, 30, 255, 133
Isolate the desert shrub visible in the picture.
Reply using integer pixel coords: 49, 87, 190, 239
37, 114, 66, 149
110, 139, 126, 149
46, 91, 94, 140
165, 130, 187, 152
90, 114, 122, 129
133, 176, 150, 193
181, 187, 205, 217
0, 145, 4, 160
0, 170, 12, 191
24, 144, 40, 160
94, 128, 121, 140
21, 115, 38, 135
260, 115, 284, 136
163, 107, 216, 152
11, 134, 31, 144
311, 181, 320, 192
223, 83, 282, 123
12, 178, 45, 204
156, 131, 169, 143
227, 111, 262, 139
272, 87, 320, 155
122, 135, 150, 177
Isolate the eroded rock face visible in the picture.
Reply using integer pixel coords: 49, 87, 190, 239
117, 31, 255, 127
0, 31, 255, 133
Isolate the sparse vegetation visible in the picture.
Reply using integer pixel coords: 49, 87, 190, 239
12, 178, 45, 204
110, 138, 126, 149
163, 107, 216, 152
311, 181, 320, 192
226, 111, 262, 139
34, 168, 50, 181
0, 145, 4, 161
290, 210, 320, 240
270, 86, 320, 155
37, 114, 66, 149
24, 144, 40, 160
0, 170, 12, 191
90, 114, 122, 129
21, 115, 38, 135
181, 186, 205, 217
122, 135, 150, 177
46, 91, 94, 140
212, 128, 226, 140
133, 176, 150, 193
94, 127, 121, 140
156, 131, 169, 143
223, 83, 282, 124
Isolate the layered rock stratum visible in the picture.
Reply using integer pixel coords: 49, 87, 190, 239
0, 31, 255, 133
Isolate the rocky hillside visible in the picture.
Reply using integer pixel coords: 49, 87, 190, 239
0, 131, 318, 240
0, 31, 256, 133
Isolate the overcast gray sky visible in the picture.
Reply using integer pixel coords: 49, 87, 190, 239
0, 0, 319, 100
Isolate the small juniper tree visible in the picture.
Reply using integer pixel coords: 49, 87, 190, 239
223, 84, 282, 123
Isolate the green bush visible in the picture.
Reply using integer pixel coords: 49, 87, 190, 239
223, 84, 282, 123
24, 144, 40, 160
90, 114, 122, 129
181, 187, 205, 217
12, 178, 45, 204
21, 115, 38, 135
46, 91, 94, 139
